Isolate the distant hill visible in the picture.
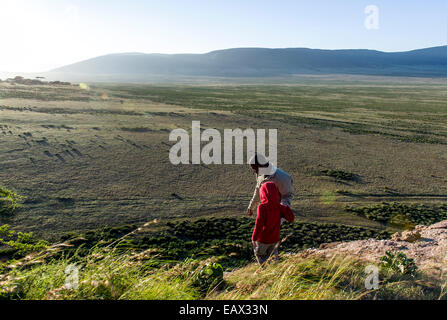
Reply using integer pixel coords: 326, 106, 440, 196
49, 46, 447, 81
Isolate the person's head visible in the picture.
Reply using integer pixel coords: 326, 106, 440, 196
248, 153, 269, 175
260, 181, 281, 205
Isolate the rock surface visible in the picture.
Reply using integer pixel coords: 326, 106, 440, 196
391, 227, 422, 242
308, 220, 447, 278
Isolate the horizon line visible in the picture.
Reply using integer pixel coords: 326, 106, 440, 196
1, 44, 447, 74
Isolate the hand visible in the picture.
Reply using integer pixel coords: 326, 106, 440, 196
247, 208, 253, 216
252, 240, 258, 248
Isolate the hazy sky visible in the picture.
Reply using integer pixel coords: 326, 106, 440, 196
1, 0, 446, 72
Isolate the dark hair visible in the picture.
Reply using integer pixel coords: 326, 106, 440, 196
250, 153, 269, 173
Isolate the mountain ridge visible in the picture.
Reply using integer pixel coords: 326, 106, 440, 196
49, 45, 447, 80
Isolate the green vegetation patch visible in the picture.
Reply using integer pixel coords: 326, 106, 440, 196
345, 202, 447, 227
320, 169, 357, 181
50, 218, 390, 269
344, 127, 446, 145
138, 218, 390, 266
0, 225, 49, 260
120, 127, 154, 132
0, 186, 21, 216
380, 251, 418, 278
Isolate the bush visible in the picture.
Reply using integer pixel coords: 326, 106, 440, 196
190, 262, 224, 294
143, 218, 390, 265
346, 202, 447, 227
320, 169, 356, 181
0, 186, 21, 216
0, 225, 49, 258
380, 251, 418, 278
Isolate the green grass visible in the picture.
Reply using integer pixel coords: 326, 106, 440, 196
1, 236, 444, 300
0, 248, 200, 300
98, 82, 447, 114
0, 222, 227, 301
213, 254, 443, 300
0, 221, 444, 300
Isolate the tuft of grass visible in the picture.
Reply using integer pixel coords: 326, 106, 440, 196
0, 223, 223, 300
0, 246, 226, 300
211, 255, 367, 300
0, 248, 156, 299
211, 254, 444, 300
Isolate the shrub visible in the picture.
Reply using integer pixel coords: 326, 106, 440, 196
190, 262, 224, 294
0, 186, 21, 216
380, 251, 418, 278
320, 169, 356, 181
0, 225, 49, 258
346, 202, 447, 227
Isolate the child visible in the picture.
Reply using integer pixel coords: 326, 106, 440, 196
252, 181, 295, 265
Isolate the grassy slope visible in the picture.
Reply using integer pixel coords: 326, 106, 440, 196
1, 215, 446, 300
1, 243, 444, 300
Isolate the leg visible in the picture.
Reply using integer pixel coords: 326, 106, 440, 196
264, 243, 279, 262
254, 242, 269, 265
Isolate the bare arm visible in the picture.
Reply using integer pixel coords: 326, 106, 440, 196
247, 177, 262, 214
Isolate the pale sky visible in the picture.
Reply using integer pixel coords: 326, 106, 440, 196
1, 0, 446, 72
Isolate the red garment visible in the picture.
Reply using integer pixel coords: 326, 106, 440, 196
252, 181, 295, 244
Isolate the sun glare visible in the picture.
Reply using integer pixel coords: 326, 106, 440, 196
0, 0, 83, 72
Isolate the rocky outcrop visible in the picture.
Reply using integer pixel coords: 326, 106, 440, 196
391, 227, 422, 242
308, 220, 447, 278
